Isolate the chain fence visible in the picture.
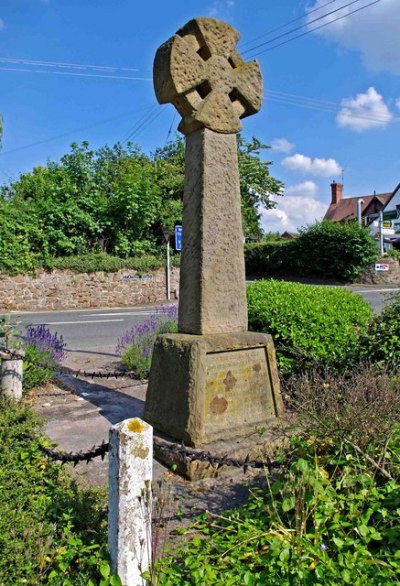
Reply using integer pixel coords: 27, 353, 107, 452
38, 436, 287, 473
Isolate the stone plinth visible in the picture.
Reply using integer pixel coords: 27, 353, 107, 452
144, 332, 283, 447
178, 128, 247, 334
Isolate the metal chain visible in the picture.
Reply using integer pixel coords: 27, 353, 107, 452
38, 436, 286, 473
40, 440, 110, 466
57, 366, 135, 379
154, 439, 286, 473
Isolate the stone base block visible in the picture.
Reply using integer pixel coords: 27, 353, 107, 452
144, 332, 284, 447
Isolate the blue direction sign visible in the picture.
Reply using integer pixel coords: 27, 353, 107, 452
175, 225, 183, 251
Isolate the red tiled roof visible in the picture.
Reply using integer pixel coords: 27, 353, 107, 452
324, 193, 392, 222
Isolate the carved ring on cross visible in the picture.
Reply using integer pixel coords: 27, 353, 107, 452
153, 17, 263, 135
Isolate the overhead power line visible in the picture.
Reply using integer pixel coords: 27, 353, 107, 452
243, 0, 372, 56
0, 105, 155, 157
247, 0, 382, 57
121, 106, 164, 144
264, 89, 399, 123
0, 56, 139, 72
240, 0, 340, 48
0, 66, 151, 81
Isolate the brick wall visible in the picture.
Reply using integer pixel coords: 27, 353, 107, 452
0, 268, 180, 311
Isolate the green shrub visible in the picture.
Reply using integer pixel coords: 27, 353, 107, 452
245, 221, 378, 282
245, 240, 294, 276
247, 280, 372, 374
360, 292, 400, 367
45, 252, 167, 274
387, 248, 400, 259
22, 344, 57, 391
154, 430, 400, 585
0, 399, 118, 585
294, 221, 378, 281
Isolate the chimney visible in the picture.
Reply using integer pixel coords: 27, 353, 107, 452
331, 181, 343, 205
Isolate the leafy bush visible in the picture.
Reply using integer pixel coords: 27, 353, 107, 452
245, 221, 378, 282
154, 429, 400, 585
245, 240, 294, 276
0, 398, 120, 585
154, 366, 400, 585
387, 248, 400, 259
247, 280, 372, 374
46, 252, 170, 274
293, 221, 378, 281
22, 324, 66, 391
117, 305, 178, 379
359, 292, 400, 367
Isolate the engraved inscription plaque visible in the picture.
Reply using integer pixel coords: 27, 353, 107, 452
204, 346, 277, 439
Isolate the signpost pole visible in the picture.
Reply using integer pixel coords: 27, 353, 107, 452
166, 240, 171, 301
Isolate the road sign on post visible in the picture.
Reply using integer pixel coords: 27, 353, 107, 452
175, 225, 182, 251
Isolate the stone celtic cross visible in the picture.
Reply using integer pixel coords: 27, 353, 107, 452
153, 17, 263, 335
146, 17, 283, 450
154, 17, 262, 135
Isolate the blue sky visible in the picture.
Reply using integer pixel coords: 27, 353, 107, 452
0, 0, 399, 233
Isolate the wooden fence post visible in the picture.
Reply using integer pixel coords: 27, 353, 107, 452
108, 418, 153, 586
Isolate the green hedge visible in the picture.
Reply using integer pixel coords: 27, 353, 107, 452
245, 221, 378, 282
360, 291, 400, 367
0, 252, 181, 276
247, 280, 372, 374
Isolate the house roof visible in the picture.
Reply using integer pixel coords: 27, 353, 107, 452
324, 193, 392, 222
382, 182, 400, 212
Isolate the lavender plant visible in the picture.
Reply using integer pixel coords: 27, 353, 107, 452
22, 324, 66, 391
117, 305, 178, 379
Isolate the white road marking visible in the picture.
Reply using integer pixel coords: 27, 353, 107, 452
79, 311, 156, 317
30, 319, 125, 325
351, 288, 400, 294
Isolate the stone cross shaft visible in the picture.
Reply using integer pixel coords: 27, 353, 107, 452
154, 17, 262, 335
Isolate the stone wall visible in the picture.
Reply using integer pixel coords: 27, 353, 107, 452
356, 257, 400, 285
0, 268, 180, 311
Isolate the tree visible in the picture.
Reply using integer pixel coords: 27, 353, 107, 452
237, 136, 283, 236
0, 134, 283, 266
152, 134, 283, 237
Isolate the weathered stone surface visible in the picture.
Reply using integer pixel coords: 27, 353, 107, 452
356, 257, 400, 285
178, 128, 247, 334
144, 332, 283, 447
153, 17, 262, 134
0, 268, 179, 311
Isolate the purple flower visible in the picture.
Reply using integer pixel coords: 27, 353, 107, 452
116, 304, 178, 367
23, 324, 66, 363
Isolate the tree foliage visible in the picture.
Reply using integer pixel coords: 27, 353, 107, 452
0, 136, 282, 273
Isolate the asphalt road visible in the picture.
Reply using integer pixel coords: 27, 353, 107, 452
12, 285, 399, 363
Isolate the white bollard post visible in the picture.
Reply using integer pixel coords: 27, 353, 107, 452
0, 350, 24, 402
108, 418, 153, 586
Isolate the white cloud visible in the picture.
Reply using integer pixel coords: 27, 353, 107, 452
0, 19, 4, 31
270, 138, 295, 153
307, 0, 400, 75
208, 0, 235, 18
285, 180, 318, 198
260, 184, 327, 233
396, 98, 400, 110
337, 87, 393, 132
282, 153, 341, 176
